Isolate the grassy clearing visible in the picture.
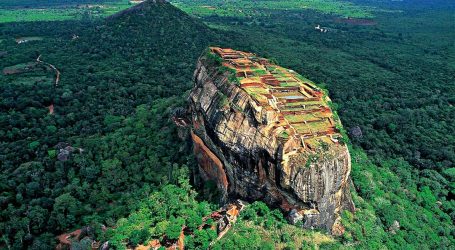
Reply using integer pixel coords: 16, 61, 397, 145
0, 0, 137, 23
285, 113, 321, 123
0, 9, 79, 23
15, 36, 44, 43
2, 61, 54, 86
273, 91, 301, 98
172, 0, 375, 18
293, 124, 312, 134
307, 120, 332, 132
2, 62, 40, 74
280, 82, 300, 87
244, 87, 269, 104
285, 101, 323, 107
252, 68, 267, 76
213, 207, 337, 249
305, 136, 334, 148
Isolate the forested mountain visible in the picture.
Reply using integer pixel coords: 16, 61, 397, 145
0, 0, 453, 249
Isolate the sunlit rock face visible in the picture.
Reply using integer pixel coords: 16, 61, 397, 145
189, 48, 354, 232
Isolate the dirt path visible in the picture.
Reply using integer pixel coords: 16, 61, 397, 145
48, 104, 54, 115
36, 55, 60, 87
36, 55, 60, 115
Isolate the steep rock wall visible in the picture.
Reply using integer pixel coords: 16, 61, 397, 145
189, 52, 354, 233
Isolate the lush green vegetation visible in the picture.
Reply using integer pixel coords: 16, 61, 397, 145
0, 0, 137, 23
0, 0, 118, 8
0, 0, 453, 249
102, 171, 218, 249
0, 2, 218, 248
172, 0, 377, 18
101, 146, 454, 249
213, 202, 337, 249
343, 147, 454, 249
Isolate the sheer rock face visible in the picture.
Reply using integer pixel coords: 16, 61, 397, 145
189, 53, 354, 232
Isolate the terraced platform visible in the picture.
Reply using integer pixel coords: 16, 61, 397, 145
210, 47, 342, 150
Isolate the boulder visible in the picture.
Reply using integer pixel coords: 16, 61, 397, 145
189, 48, 355, 232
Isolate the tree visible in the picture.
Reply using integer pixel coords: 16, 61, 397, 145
192, 229, 216, 249
186, 210, 202, 232
50, 193, 80, 230
165, 217, 183, 241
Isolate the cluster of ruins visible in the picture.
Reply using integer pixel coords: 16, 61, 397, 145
210, 47, 342, 152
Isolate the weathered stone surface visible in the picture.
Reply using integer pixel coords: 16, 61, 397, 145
288, 209, 304, 224
191, 131, 229, 197
331, 217, 346, 236
189, 50, 355, 232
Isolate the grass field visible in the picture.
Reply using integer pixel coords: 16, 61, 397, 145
2, 61, 55, 84
171, 0, 377, 18
285, 113, 320, 123
0, 0, 376, 23
3, 62, 39, 74
0, 0, 138, 23
15, 36, 44, 43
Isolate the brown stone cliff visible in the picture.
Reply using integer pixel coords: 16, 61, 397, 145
188, 48, 355, 233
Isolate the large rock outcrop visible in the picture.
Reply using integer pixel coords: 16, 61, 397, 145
189, 48, 354, 233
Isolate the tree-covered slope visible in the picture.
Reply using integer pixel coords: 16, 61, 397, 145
0, 1, 220, 248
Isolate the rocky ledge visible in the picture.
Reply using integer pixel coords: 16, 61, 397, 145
188, 47, 355, 233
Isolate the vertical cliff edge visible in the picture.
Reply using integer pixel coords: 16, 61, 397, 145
188, 48, 355, 234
